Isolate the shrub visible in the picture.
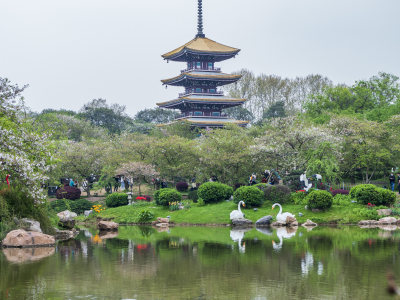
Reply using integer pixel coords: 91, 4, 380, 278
260, 185, 291, 203
350, 184, 383, 205
69, 199, 93, 215
50, 199, 69, 213
137, 210, 154, 223
156, 188, 182, 206
352, 207, 379, 220
291, 191, 307, 205
154, 190, 162, 204
332, 189, 349, 196
0, 195, 10, 222
283, 170, 304, 191
306, 190, 333, 210
377, 188, 396, 206
56, 185, 81, 200
176, 182, 189, 192
188, 189, 198, 203
197, 182, 233, 204
106, 193, 128, 208
233, 186, 264, 208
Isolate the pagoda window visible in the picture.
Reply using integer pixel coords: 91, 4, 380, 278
196, 62, 201, 69
208, 62, 213, 70
212, 112, 221, 117
189, 112, 193, 116
194, 111, 203, 116
209, 88, 216, 93
195, 88, 202, 93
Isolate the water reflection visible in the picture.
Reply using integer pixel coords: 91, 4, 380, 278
2, 226, 400, 299
2, 247, 55, 264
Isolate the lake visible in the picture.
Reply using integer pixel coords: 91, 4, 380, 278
1, 225, 400, 299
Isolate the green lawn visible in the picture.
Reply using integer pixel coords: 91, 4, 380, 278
87, 199, 388, 225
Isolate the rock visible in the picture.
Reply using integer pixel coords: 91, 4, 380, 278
271, 221, 286, 227
54, 228, 78, 241
302, 219, 317, 227
286, 216, 298, 227
2, 247, 55, 263
377, 209, 392, 216
378, 217, 397, 225
255, 215, 273, 227
2, 229, 55, 248
20, 218, 42, 233
99, 231, 118, 239
157, 217, 170, 223
57, 210, 77, 229
84, 210, 93, 217
253, 208, 258, 212
97, 221, 119, 231
156, 223, 169, 227
378, 225, 398, 231
231, 218, 253, 227
358, 220, 379, 226
298, 212, 303, 217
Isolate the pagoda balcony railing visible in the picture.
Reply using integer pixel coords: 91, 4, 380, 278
179, 91, 224, 97
181, 67, 221, 73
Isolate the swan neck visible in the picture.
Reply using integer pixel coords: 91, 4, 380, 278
238, 201, 242, 212
277, 203, 282, 215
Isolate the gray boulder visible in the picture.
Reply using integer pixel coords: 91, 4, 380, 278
84, 210, 93, 217
377, 209, 392, 216
54, 228, 78, 241
378, 217, 397, 225
20, 218, 42, 233
57, 210, 77, 229
231, 218, 253, 227
255, 215, 273, 227
2, 229, 55, 248
302, 219, 318, 227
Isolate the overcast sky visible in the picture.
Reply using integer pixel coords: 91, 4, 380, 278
1, 0, 399, 116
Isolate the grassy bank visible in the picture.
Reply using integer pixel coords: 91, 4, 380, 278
81, 199, 393, 225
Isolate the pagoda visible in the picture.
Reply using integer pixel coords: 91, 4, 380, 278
157, 0, 248, 128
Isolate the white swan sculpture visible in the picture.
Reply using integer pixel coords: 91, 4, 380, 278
272, 203, 295, 223
230, 201, 245, 220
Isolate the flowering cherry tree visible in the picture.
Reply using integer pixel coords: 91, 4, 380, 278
116, 162, 159, 195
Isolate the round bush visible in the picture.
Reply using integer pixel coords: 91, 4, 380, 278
197, 182, 233, 204
376, 188, 396, 206
349, 184, 382, 205
291, 191, 307, 205
106, 193, 128, 208
69, 199, 92, 215
156, 188, 182, 206
306, 190, 333, 210
176, 182, 189, 192
154, 189, 162, 204
233, 186, 264, 208
56, 185, 81, 200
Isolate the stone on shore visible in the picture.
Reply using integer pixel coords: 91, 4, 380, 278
57, 210, 77, 229
271, 221, 286, 227
378, 217, 397, 225
2, 229, 55, 248
302, 219, 318, 227
231, 218, 253, 227
255, 215, 273, 227
54, 228, 78, 241
358, 220, 379, 226
286, 216, 298, 227
377, 209, 392, 216
98, 220, 119, 231
20, 218, 42, 233
157, 217, 170, 223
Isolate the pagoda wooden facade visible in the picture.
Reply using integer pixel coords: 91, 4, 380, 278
157, 0, 248, 128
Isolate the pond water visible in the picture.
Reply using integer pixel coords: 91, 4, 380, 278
1, 225, 400, 299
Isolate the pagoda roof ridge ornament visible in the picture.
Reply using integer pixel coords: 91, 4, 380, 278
196, 0, 205, 38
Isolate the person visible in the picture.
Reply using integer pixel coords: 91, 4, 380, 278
69, 178, 74, 187
249, 173, 257, 186
397, 174, 400, 195
161, 179, 167, 189
389, 173, 396, 191
120, 176, 125, 190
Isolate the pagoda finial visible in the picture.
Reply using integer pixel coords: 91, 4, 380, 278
196, 0, 205, 38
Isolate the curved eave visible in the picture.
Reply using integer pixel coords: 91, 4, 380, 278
162, 49, 240, 62
157, 118, 249, 128
161, 73, 242, 86
157, 97, 246, 108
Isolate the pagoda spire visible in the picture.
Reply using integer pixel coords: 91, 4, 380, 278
196, 0, 205, 38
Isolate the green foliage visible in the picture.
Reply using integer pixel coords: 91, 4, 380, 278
156, 188, 182, 206
262, 185, 291, 203
349, 184, 395, 206
0, 194, 10, 222
197, 182, 233, 204
291, 191, 307, 205
233, 186, 264, 208
69, 199, 93, 215
134, 107, 180, 124
306, 190, 333, 210
137, 210, 154, 223
332, 194, 352, 206
352, 207, 379, 220
50, 199, 69, 213
106, 193, 128, 208
188, 189, 198, 202
154, 189, 162, 204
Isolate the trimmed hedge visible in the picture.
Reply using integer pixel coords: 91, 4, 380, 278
306, 190, 333, 210
291, 191, 307, 205
106, 193, 128, 208
233, 186, 264, 208
332, 189, 349, 196
176, 182, 189, 192
69, 199, 92, 215
255, 184, 291, 203
350, 184, 396, 206
56, 185, 81, 200
156, 188, 182, 206
197, 182, 233, 204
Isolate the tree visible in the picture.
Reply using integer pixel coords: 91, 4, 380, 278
263, 101, 286, 120
116, 162, 159, 195
134, 108, 180, 124
79, 98, 130, 135
223, 106, 254, 122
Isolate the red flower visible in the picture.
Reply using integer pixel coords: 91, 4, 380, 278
296, 190, 306, 193
136, 196, 146, 200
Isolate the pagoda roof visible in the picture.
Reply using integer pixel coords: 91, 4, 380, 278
161, 71, 241, 86
158, 116, 249, 128
162, 37, 240, 62
157, 94, 246, 109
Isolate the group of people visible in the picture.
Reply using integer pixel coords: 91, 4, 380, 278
389, 173, 400, 194
249, 170, 279, 186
